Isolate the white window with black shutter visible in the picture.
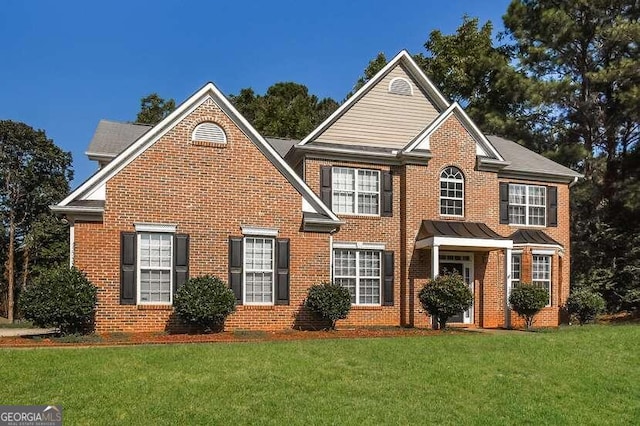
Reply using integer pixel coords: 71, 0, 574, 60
332, 243, 394, 306
228, 227, 290, 306
500, 183, 557, 227
119, 223, 189, 306
320, 166, 393, 217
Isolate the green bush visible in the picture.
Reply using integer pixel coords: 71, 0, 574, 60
418, 273, 473, 330
305, 282, 352, 330
173, 275, 236, 332
19, 266, 97, 335
566, 289, 606, 325
509, 284, 549, 330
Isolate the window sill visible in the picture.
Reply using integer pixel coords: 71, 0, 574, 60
337, 214, 382, 220
351, 305, 383, 310
239, 305, 275, 311
137, 304, 173, 311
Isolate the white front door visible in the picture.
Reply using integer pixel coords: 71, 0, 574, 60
439, 252, 474, 324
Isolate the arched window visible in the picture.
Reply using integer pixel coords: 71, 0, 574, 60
192, 122, 227, 144
388, 77, 413, 96
440, 166, 464, 216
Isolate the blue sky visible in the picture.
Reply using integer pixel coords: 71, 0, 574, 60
0, 0, 511, 185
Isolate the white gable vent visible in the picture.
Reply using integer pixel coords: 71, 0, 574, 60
192, 122, 227, 143
388, 77, 413, 96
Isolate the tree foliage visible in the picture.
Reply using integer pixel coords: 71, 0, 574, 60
509, 284, 549, 330
229, 82, 339, 139
19, 266, 97, 334
173, 276, 236, 332
305, 282, 352, 330
418, 273, 473, 330
0, 120, 72, 321
136, 93, 176, 125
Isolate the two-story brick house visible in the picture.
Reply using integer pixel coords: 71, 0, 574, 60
53, 51, 581, 332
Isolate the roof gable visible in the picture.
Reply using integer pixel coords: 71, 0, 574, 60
56, 83, 340, 224
299, 50, 450, 148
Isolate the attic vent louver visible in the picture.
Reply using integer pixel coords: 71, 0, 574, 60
388, 77, 413, 96
192, 122, 227, 143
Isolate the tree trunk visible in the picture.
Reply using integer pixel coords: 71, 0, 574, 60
6, 214, 15, 322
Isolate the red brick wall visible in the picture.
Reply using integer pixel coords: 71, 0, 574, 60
302, 113, 572, 329
73, 98, 332, 332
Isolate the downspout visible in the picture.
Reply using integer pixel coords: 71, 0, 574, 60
569, 176, 579, 188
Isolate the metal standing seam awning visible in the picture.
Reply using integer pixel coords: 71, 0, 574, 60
415, 220, 513, 250
510, 229, 564, 252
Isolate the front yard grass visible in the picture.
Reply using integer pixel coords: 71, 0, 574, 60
1, 324, 639, 425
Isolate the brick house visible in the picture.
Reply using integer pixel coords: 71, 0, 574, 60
52, 51, 581, 332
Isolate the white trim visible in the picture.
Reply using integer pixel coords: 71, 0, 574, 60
56, 82, 340, 224
511, 249, 523, 254
191, 121, 227, 143
402, 102, 504, 162
69, 223, 75, 267
332, 241, 386, 251
505, 248, 513, 328
243, 236, 275, 306
134, 223, 177, 233
82, 183, 105, 201
137, 233, 173, 306
439, 250, 474, 324
532, 249, 556, 256
388, 77, 414, 95
298, 50, 449, 147
431, 245, 439, 280
241, 226, 279, 237
416, 236, 513, 250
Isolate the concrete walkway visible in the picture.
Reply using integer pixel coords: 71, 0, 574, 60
0, 328, 57, 337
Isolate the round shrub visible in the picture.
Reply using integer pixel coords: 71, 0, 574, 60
418, 273, 473, 330
509, 284, 549, 330
566, 289, 605, 325
173, 275, 236, 332
305, 282, 352, 330
19, 266, 97, 335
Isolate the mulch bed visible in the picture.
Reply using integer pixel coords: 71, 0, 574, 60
0, 327, 450, 348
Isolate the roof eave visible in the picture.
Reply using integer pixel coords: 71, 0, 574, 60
477, 156, 510, 172
498, 169, 584, 184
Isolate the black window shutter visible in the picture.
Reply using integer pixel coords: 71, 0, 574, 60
547, 186, 558, 227
381, 171, 393, 217
120, 232, 136, 305
499, 182, 509, 224
383, 251, 394, 306
320, 166, 332, 208
174, 234, 189, 294
228, 237, 243, 304
275, 239, 290, 305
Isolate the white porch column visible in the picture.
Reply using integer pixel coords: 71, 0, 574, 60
504, 248, 512, 328
431, 245, 440, 279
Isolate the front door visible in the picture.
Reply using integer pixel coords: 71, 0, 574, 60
439, 254, 474, 324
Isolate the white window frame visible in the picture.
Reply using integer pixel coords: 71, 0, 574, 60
331, 167, 380, 216
532, 254, 552, 307
243, 237, 275, 306
508, 184, 547, 227
137, 232, 173, 305
511, 253, 522, 289
333, 249, 382, 306
439, 166, 464, 217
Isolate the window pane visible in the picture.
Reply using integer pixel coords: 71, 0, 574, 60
334, 250, 356, 276
357, 193, 379, 215
244, 238, 274, 303
440, 167, 463, 216
357, 170, 379, 192
139, 270, 171, 302
511, 254, 521, 287
509, 205, 526, 224
335, 278, 356, 304
359, 279, 380, 304
509, 184, 526, 204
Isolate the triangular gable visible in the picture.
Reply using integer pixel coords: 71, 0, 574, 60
55, 82, 340, 224
298, 50, 450, 147
402, 102, 505, 162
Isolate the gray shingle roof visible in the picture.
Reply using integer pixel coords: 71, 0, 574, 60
265, 137, 298, 157
487, 135, 582, 179
86, 120, 152, 158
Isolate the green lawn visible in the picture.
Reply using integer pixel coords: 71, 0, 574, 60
1, 325, 639, 425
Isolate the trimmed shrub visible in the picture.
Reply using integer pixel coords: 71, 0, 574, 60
305, 282, 352, 330
509, 284, 549, 330
19, 266, 97, 335
174, 275, 236, 332
418, 273, 473, 330
566, 289, 606, 325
